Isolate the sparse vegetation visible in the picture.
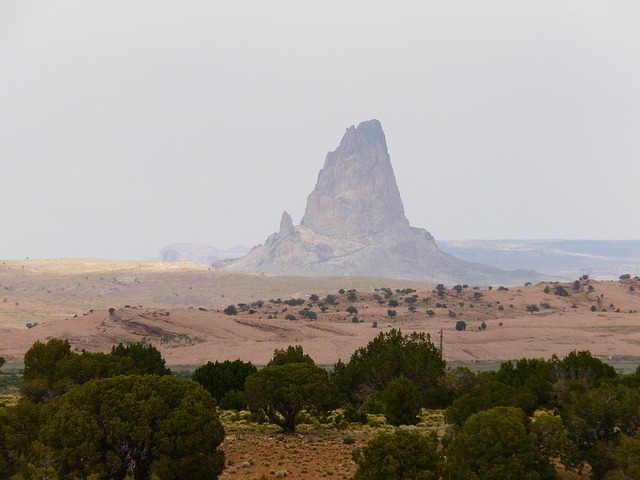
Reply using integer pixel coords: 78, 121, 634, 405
325, 294, 338, 305
434, 284, 446, 298
283, 298, 305, 306
223, 304, 238, 315
298, 308, 317, 320
3, 312, 640, 480
554, 285, 569, 297
4, 266, 640, 479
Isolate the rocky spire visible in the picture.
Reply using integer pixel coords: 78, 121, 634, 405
223, 119, 545, 286
279, 211, 295, 235
300, 119, 409, 237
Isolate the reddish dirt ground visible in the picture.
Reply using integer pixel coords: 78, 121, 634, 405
215, 413, 585, 480
1, 262, 639, 367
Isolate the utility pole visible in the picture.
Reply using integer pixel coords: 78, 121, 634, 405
439, 329, 443, 356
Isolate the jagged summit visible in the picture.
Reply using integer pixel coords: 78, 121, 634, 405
224, 120, 545, 285
301, 119, 409, 237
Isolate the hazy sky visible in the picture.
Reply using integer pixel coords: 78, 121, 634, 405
1, 1, 639, 260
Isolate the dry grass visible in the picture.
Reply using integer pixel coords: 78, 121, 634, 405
216, 409, 588, 480
218, 409, 448, 480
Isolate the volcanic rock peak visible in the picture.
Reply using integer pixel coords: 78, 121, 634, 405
300, 119, 409, 237
223, 119, 545, 285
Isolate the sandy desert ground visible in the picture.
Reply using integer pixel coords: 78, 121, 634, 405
1, 259, 639, 368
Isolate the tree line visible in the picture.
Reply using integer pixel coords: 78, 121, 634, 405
2, 331, 640, 479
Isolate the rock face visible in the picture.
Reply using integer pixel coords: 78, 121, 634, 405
224, 120, 546, 285
301, 120, 409, 236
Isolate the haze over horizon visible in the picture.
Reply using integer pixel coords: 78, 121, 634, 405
2, 1, 639, 261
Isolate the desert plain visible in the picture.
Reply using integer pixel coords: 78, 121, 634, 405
1, 258, 639, 480
1, 259, 639, 370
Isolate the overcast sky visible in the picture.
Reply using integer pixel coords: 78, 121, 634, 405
1, 1, 639, 260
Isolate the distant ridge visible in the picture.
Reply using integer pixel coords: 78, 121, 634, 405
157, 244, 249, 265
439, 239, 640, 280
222, 120, 546, 286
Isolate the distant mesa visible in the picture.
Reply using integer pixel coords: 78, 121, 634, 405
439, 239, 640, 280
223, 119, 545, 285
158, 244, 249, 265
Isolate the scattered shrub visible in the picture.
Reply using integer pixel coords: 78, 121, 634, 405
223, 305, 238, 315
298, 309, 317, 320
283, 298, 305, 306
343, 436, 356, 445
526, 304, 540, 313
